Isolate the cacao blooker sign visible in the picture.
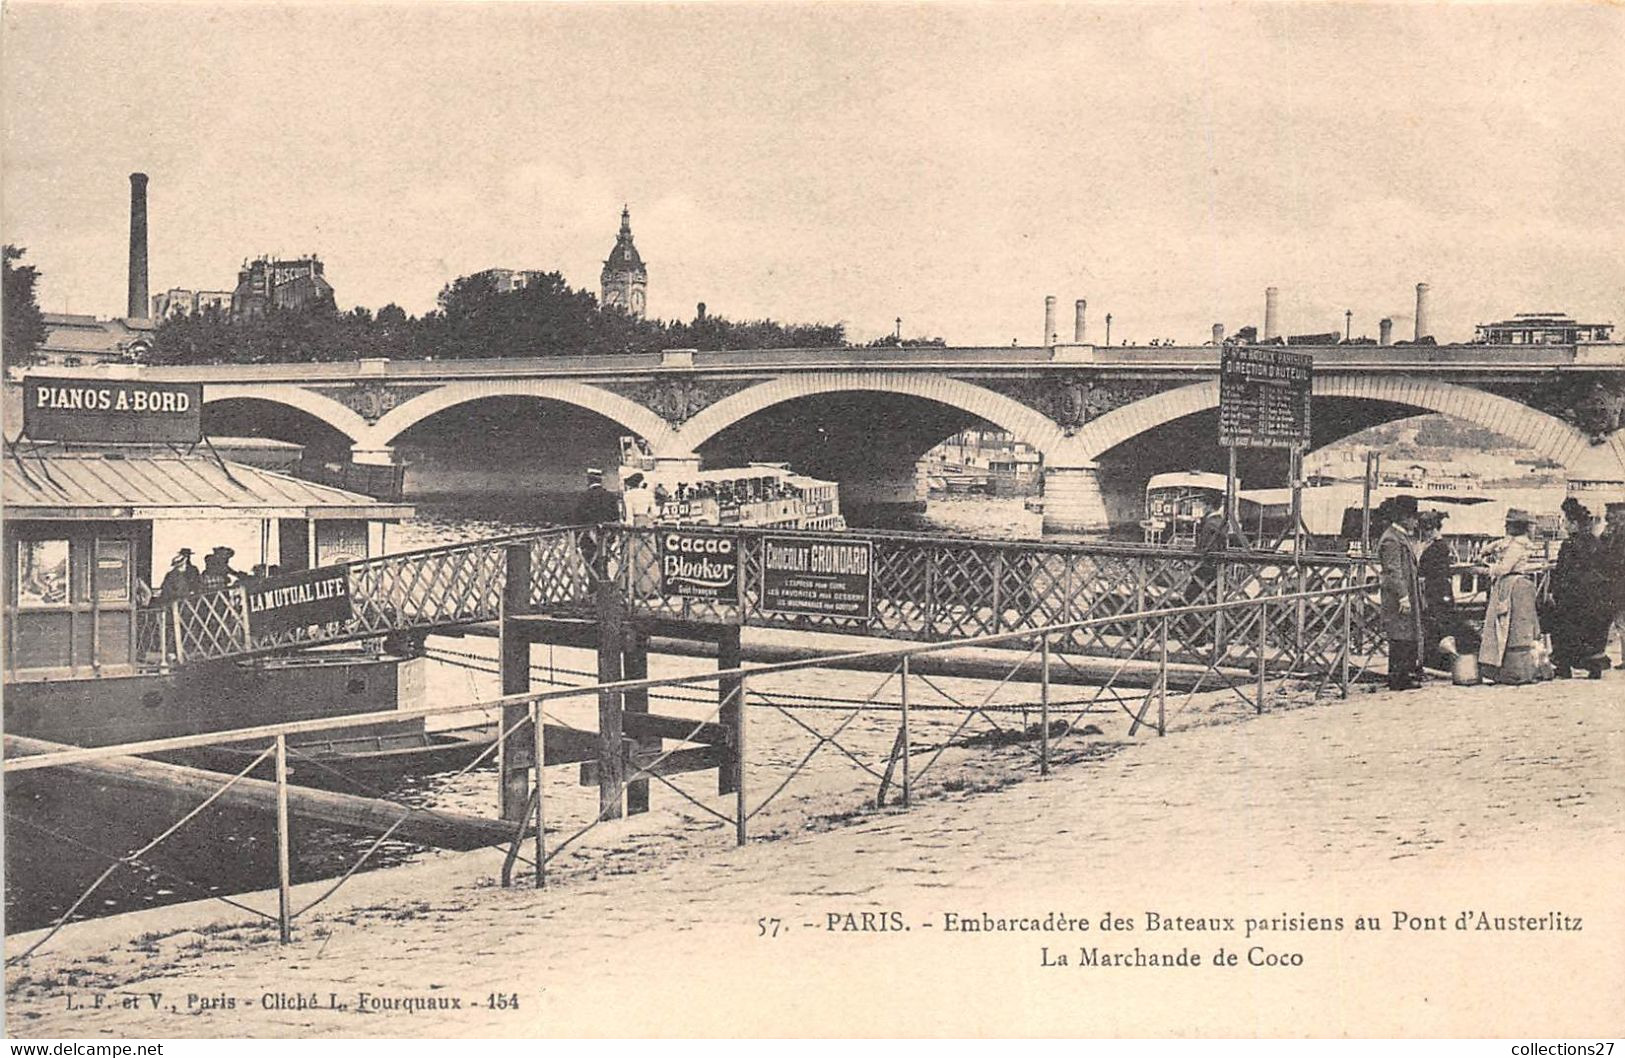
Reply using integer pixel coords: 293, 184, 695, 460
658, 530, 738, 600
1218, 346, 1312, 449
245, 567, 353, 636
761, 536, 874, 620
22, 377, 204, 444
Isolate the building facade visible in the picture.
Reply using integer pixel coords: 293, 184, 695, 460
231, 256, 335, 318
1475, 313, 1613, 344
31, 313, 156, 367
600, 207, 648, 319
151, 288, 233, 319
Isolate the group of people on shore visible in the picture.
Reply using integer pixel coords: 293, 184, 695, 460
1379, 494, 1625, 690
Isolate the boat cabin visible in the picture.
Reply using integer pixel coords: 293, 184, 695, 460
3, 442, 411, 681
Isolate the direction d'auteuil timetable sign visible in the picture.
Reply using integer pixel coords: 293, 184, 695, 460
1218, 346, 1313, 449
22, 377, 204, 444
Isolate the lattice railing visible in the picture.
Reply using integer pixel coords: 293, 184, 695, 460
157, 523, 1377, 674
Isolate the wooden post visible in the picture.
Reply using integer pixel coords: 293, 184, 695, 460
532, 701, 546, 889
1158, 616, 1169, 736
735, 673, 748, 847
622, 626, 652, 815
1038, 637, 1051, 775
499, 544, 533, 822
1339, 589, 1352, 698
900, 655, 912, 805
1255, 598, 1268, 713
274, 734, 292, 944
717, 624, 742, 795
596, 586, 626, 822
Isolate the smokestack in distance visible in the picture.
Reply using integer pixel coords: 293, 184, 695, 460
1212, 323, 1225, 345
1043, 295, 1057, 347
1414, 282, 1432, 341
1074, 299, 1087, 343
128, 173, 149, 320
1263, 286, 1280, 341
1379, 317, 1394, 346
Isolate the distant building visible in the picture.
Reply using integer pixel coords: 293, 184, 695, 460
472, 269, 552, 294
231, 255, 335, 318
1475, 313, 1613, 345
33, 313, 156, 366
151, 288, 233, 319
600, 206, 648, 319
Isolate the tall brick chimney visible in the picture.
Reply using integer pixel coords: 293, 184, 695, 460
128, 172, 149, 320
1074, 299, 1087, 343
1263, 286, 1280, 341
1043, 295, 1057, 347
1379, 317, 1393, 346
1414, 282, 1431, 341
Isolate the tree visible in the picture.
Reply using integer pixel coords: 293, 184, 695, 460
3, 245, 47, 368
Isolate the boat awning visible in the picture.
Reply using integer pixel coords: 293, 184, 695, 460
3, 445, 414, 522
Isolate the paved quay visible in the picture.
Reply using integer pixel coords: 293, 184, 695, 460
6, 672, 1622, 1038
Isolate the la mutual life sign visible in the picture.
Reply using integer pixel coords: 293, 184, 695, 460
245, 567, 353, 637
23, 377, 204, 444
1218, 346, 1312, 449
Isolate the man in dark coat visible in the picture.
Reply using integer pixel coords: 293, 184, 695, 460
1547, 498, 1614, 678
574, 468, 622, 581
1600, 501, 1625, 668
1378, 495, 1424, 689
1416, 509, 1455, 668
158, 548, 201, 604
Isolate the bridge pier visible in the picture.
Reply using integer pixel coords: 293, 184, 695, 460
1041, 463, 1111, 535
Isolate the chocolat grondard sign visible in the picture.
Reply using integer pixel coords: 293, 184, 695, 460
658, 530, 739, 600
23, 377, 204, 444
245, 567, 353, 636
761, 536, 874, 620
1218, 346, 1312, 449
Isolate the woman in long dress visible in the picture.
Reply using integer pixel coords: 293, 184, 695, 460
1477, 509, 1548, 685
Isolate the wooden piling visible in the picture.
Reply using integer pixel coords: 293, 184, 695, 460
596, 586, 626, 821
499, 544, 533, 821
275, 734, 292, 943
622, 627, 653, 815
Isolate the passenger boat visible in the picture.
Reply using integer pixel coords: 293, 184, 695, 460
620, 437, 846, 530
1141, 471, 1232, 545
2, 439, 430, 755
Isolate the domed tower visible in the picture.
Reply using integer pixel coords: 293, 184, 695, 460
600, 205, 648, 318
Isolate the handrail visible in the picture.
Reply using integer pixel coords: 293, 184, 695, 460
4, 582, 1368, 775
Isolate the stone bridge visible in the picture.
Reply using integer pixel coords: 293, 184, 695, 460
35, 342, 1625, 530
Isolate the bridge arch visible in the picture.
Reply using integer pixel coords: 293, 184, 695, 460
358, 379, 681, 453
1061, 375, 1596, 469
674, 371, 1068, 456
203, 383, 371, 444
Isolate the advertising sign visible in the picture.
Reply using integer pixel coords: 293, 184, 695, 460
761, 536, 874, 619
245, 566, 353, 636
22, 377, 204, 444
658, 530, 738, 600
1218, 346, 1312, 449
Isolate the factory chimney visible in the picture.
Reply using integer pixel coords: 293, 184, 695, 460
1263, 286, 1280, 341
1414, 283, 1431, 341
1043, 295, 1057, 347
1074, 299, 1087, 343
1379, 317, 1393, 346
1212, 323, 1225, 345
127, 172, 149, 320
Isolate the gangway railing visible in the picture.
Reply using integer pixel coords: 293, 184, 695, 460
143, 524, 1379, 672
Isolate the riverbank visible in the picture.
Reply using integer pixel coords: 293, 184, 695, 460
6, 673, 1621, 1038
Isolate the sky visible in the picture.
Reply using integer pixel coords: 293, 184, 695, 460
3, 2, 1623, 346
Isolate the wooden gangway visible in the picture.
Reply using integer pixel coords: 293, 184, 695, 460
144, 525, 1379, 675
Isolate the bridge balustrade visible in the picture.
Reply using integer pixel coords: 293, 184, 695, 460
148, 525, 1379, 673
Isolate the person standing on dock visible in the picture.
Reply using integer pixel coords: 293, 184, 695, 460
1598, 501, 1625, 669
1545, 498, 1613, 679
1416, 509, 1455, 669
1476, 508, 1549, 685
158, 548, 201, 603
575, 468, 622, 581
1377, 495, 1424, 690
